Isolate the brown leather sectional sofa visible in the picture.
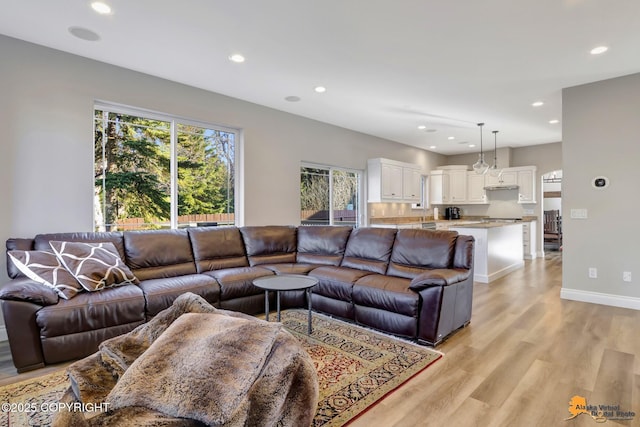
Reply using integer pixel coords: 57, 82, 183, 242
1, 225, 474, 372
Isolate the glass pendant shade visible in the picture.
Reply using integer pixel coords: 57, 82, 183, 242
488, 130, 502, 177
472, 123, 489, 174
472, 154, 489, 174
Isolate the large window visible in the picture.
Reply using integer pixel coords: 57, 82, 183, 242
94, 105, 237, 231
300, 164, 361, 226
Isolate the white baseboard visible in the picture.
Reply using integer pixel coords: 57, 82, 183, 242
475, 261, 525, 284
560, 288, 640, 311
0, 326, 7, 342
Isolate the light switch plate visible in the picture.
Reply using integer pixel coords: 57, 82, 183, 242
571, 209, 588, 219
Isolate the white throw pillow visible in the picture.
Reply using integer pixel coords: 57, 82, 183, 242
8, 250, 84, 299
49, 241, 139, 291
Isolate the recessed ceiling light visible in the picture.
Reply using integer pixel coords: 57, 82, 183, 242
532, 101, 544, 107
469, 144, 476, 148
590, 46, 609, 55
429, 146, 437, 149
68, 26, 101, 41
228, 54, 245, 63
417, 125, 426, 130
314, 86, 326, 93
447, 136, 455, 140
285, 96, 301, 102
549, 119, 560, 124
91, 1, 112, 14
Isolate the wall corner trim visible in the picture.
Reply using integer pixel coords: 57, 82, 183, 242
560, 287, 640, 311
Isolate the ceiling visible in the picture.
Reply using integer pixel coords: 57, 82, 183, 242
2, 1, 640, 155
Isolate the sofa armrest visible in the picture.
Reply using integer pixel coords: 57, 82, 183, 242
0, 278, 59, 306
409, 268, 471, 291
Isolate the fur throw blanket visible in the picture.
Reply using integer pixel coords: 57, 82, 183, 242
53, 293, 319, 426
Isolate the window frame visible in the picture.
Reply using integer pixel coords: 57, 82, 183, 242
93, 100, 243, 230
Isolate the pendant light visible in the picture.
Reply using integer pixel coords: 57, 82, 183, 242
488, 130, 502, 177
472, 123, 489, 174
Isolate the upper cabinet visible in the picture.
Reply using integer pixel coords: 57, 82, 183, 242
429, 166, 468, 205
430, 165, 537, 205
466, 171, 487, 204
429, 170, 449, 204
485, 169, 518, 187
402, 167, 422, 201
515, 166, 536, 203
368, 158, 423, 203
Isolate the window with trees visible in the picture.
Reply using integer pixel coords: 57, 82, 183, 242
94, 105, 237, 231
300, 164, 361, 226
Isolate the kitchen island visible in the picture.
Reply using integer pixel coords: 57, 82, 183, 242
449, 222, 524, 283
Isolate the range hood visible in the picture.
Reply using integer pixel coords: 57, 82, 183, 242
483, 184, 519, 191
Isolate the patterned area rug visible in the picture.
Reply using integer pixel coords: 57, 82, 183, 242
0, 310, 441, 427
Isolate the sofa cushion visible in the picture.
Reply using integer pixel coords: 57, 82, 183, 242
49, 241, 139, 291
137, 274, 221, 318
6, 238, 35, 278
36, 284, 145, 338
204, 266, 274, 301
296, 226, 352, 266
123, 230, 196, 280
309, 266, 373, 301
34, 232, 125, 260
0, 277, 60, 306
8, 250, 83, 299
453, 235, 475, 269
352, 274, 418, 317
387, 229, 458, 279
188, 227, 249, 273
240, 226, 297, 266
340, 227, 397, 274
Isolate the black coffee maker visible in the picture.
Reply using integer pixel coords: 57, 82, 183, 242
445, 207, 461, 220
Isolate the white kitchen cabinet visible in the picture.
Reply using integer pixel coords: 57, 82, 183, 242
516, 166, 537, 203
485, 169, 518, 187
402, 167, 422, 202
367, 158, 422, 203
449, 170, 467, 203
466, 171, 487, 204
381, 162, 403, 200
429, 166, 468, 205
522, 220, 537, 259
429, 170, 450, 204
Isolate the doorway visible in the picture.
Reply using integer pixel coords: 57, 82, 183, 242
542, 170, 562, 253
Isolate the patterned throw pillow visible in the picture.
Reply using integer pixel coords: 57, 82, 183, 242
7, 250, 84, 299
49, 241, 139, 291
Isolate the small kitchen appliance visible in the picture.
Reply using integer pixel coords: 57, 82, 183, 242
445, 207, 461, 220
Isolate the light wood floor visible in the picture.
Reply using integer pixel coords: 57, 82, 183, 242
351, 252, 639, 427
1, 252, 638, 426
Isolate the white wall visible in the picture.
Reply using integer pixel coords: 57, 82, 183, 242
0, 35, 446, 327
561, 72, 640, 308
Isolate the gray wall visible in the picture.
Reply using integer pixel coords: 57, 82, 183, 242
562, 72, 640, 306
0, 35, 446, 331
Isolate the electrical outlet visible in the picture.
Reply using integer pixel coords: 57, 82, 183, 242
623, 272, 632, 282
588, 268, 597, 279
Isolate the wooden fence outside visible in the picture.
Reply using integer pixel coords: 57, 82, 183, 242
107, 210, 356, 230
112, 213, 235, 230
